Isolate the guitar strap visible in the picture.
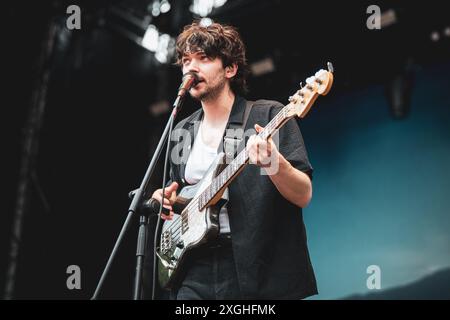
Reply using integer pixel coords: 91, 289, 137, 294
219, 100, 255, 162
214, 100, 254, 206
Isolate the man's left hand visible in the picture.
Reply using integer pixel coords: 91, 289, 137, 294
247, 124, 280, 172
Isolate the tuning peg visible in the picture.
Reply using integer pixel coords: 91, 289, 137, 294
299, 81, 304, 88
327, 62, 334, 73
315, 69, 325, 77
305, 77, 314, 90
288, 96, 294, 102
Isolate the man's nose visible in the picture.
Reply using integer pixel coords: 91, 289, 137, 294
185, 60, 200, 73
186, 67, 199, 75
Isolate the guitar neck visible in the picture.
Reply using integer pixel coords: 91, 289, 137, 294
197, 105, 293, 210
194, 65, 334, 210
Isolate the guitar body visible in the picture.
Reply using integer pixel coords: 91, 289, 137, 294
157, 152, 228, 289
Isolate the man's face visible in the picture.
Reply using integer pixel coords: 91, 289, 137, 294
181, 51, 229, 101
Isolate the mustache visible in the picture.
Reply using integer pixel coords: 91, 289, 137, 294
188, 73, 205, 82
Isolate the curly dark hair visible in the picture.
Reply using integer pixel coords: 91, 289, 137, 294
175, 21, 249, 95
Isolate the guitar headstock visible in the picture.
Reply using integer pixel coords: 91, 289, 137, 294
286, 63, 334, 118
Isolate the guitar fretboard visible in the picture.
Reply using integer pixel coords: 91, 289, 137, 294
197, 106, 292, 210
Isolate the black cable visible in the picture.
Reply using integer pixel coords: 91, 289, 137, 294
151, 112, 175, 300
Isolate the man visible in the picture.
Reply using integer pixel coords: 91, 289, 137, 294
150, 21, 317, 299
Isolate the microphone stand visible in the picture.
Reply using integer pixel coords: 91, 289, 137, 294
91, 77, 194, 300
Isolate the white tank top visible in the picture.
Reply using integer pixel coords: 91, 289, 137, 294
185, 122, 231, 234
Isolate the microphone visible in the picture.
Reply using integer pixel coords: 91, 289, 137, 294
177, 72, 199, 97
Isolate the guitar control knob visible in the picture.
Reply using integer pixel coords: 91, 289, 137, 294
176, 242, 184, 249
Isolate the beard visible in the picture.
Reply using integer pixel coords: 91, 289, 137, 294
191, 76, 227, 102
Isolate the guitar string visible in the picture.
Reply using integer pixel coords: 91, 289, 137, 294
166, 152, 248, 243
163, 111, 285, 245
162, 108, 288, 244
165, 128, 288, 247
165, 115, 284, 244
166, 142, 263, 243
168, 152, 250, 242
165, 129, 263, 241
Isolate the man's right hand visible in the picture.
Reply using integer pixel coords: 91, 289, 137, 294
151, 181, 179, 220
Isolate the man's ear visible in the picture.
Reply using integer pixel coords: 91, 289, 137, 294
225, 63, 238, 79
